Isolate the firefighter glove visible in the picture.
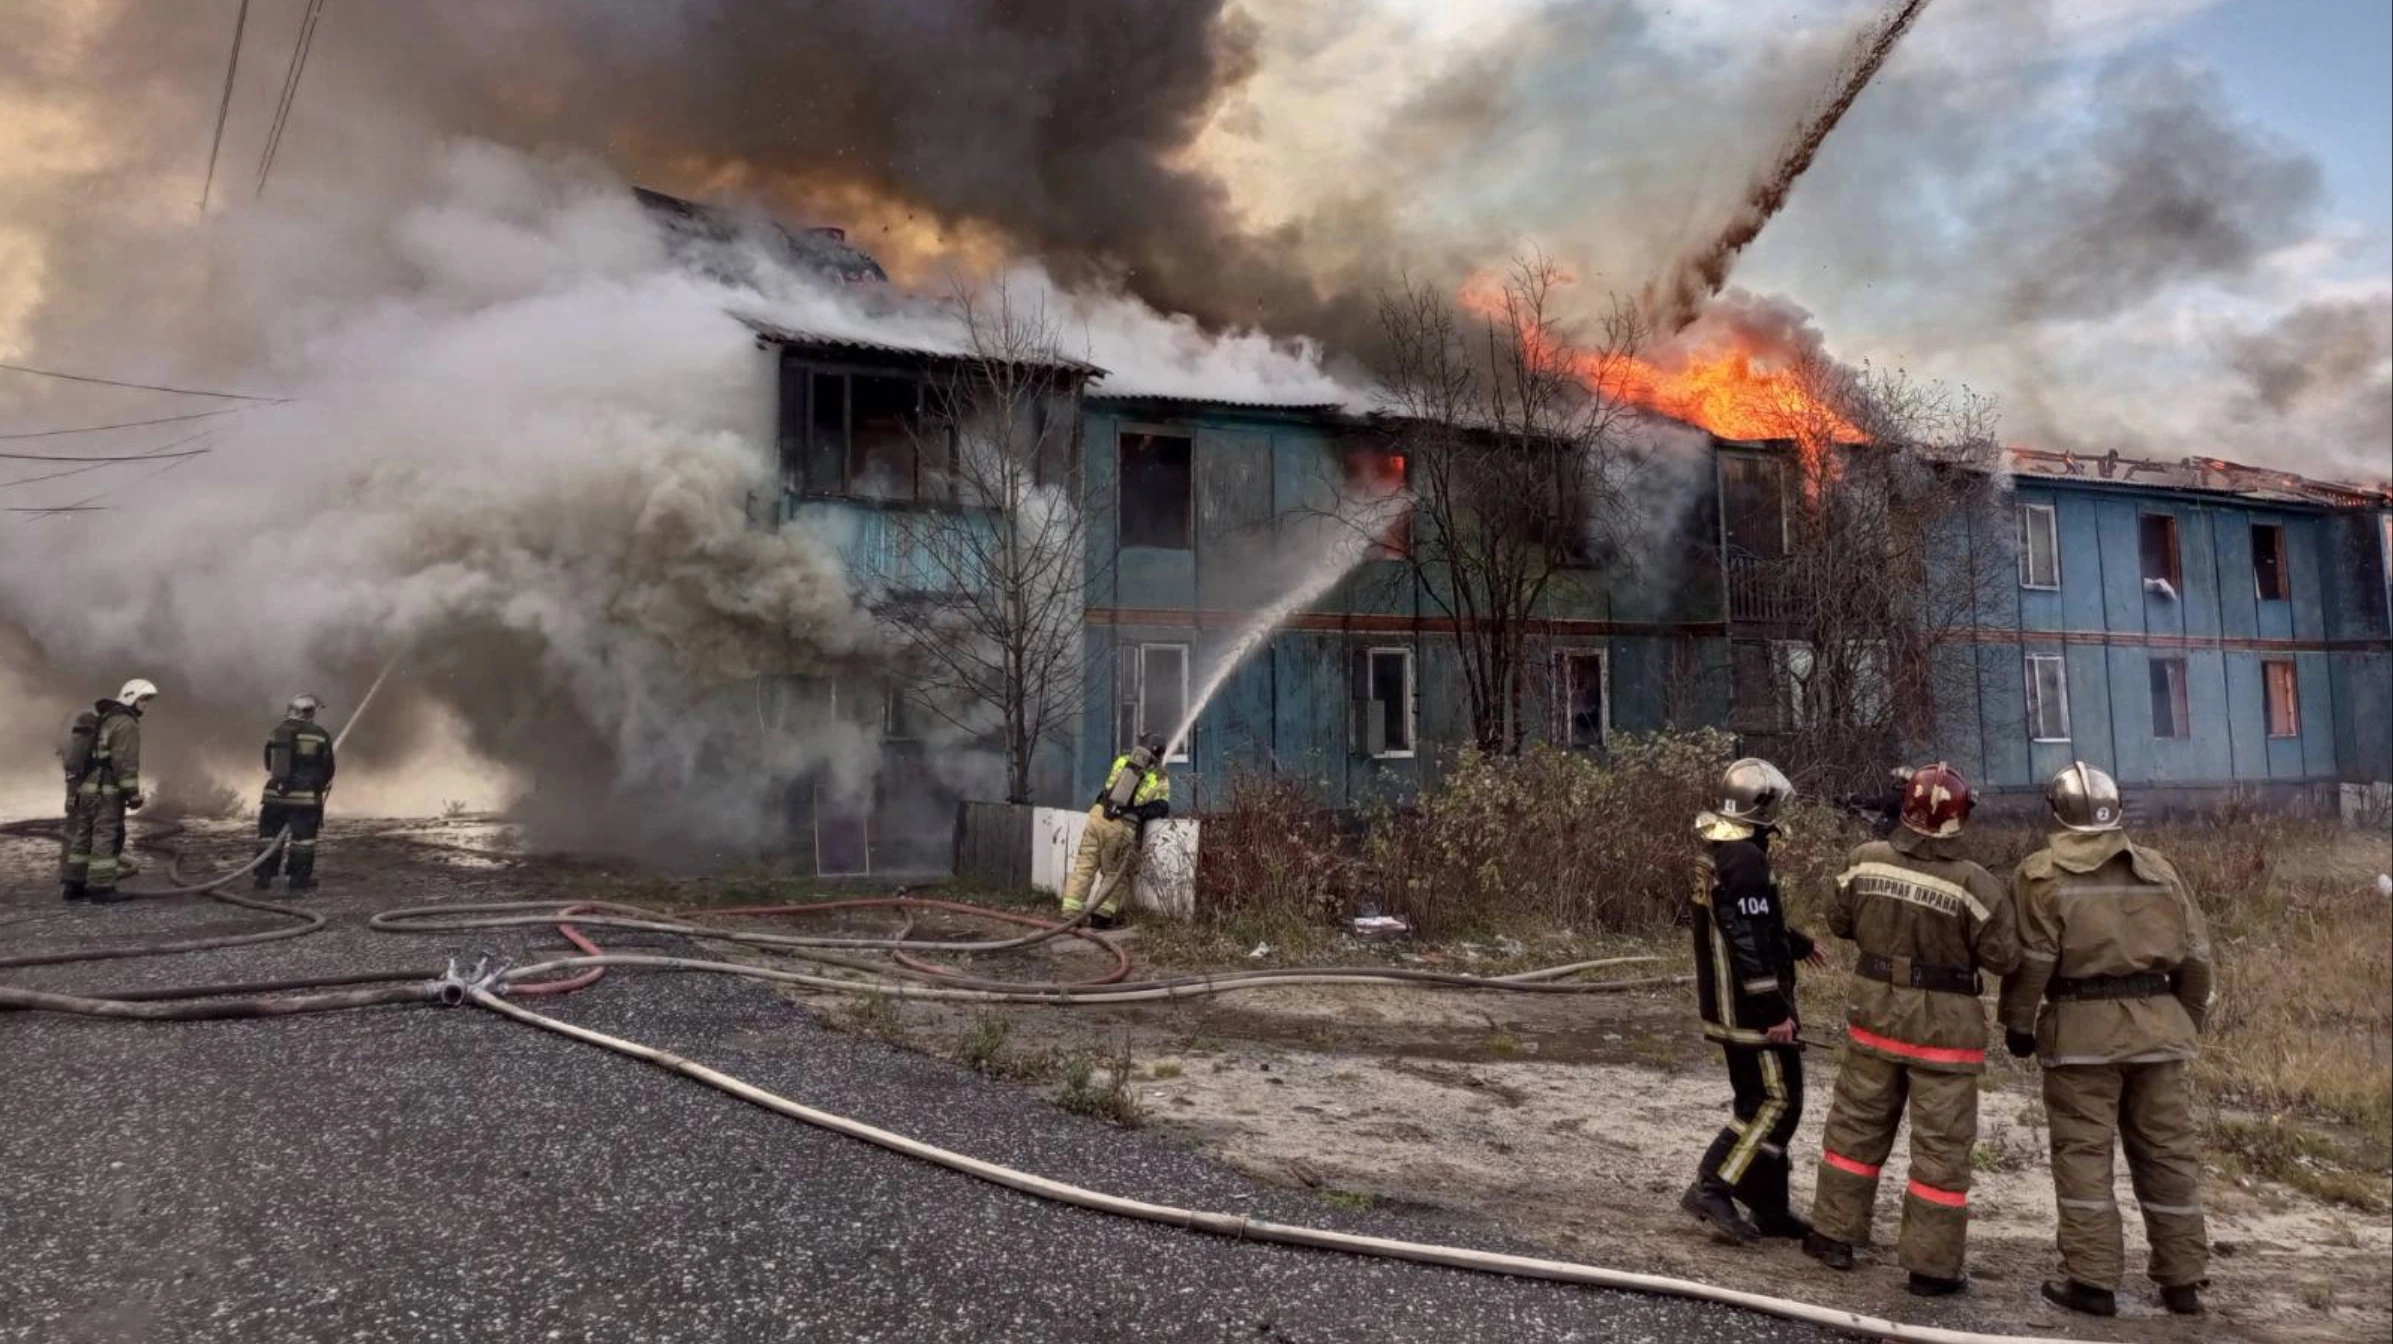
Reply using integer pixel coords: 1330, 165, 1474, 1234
124, 793, 144, 812
2004, 1029, 2037, 1059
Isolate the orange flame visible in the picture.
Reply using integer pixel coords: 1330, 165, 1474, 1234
1456, 273, 1862, 489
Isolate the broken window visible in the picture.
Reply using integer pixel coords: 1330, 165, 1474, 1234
1341, 448, 1412, 556
846, 376, 921, 501
1119, 431, 1193, 549
1720, 454, 1788, 558
1350, 646, 1415, 757
804, 370, 848, 497
2264, 660, 2300, 738
2149, 657, 2189, 739
2251, 523, 2289, 602
1116, 642, 1190, 761
2139, 512, 2181, 589
2019, 502, 2060, 589
2025, 653, 2071, 742
884, 686, 921, 742
1559, 651, 1607, 749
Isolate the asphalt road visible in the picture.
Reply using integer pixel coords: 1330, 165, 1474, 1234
0, 827, 1837, 1344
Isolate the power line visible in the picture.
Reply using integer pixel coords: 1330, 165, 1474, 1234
0, 359, 286, 402
254, 0, 327, 199
11, 453, 203, 519
0, 408, 245, 444
200, 0, 254, 211
0, 431, 215, 488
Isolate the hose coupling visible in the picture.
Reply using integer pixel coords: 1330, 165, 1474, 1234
434, 954, 510, 1005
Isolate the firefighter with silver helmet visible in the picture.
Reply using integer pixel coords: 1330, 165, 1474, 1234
1803, 763, 2019, 1296
59, 678, 157, 904
256, 693, 336, 892
1681, 757, 1827, 1245
2000, 762, 2214, 1319
1058, 732, 1170, 930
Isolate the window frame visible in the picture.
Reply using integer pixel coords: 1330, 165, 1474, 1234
2138, 511, 2182, 588
1116, 427, 1196, 551
2263, 659, 2300, 739
2018, 501, 2061, 590
2025, 653, 2072, 743
2148, 656, 2190, 740
1363, 645, 1417, 760
1117, 641, 1193, 764
1557, 649, 1610, 750
1719, 451, 1790, 559
2251, 522, 2290, 603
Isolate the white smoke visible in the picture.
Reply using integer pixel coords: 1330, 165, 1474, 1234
0, 138, 1374, 847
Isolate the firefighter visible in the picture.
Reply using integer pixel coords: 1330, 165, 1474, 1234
256, 693, 336, 892
59, 678, 157, 904
1803, 762, 2020, 1296
1682, 757, 1828, 1245
2000, 762, 2213, 1319
1059, 732, 1170, 931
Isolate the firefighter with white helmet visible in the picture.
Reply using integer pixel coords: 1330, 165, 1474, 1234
2001, 762, 2215, 1318
58, 678, 158, 904
1804, 762, 2019, 1296
1681, 757, 1827, 1245
255, 693, 337, 892
1059, 732, 1170, 930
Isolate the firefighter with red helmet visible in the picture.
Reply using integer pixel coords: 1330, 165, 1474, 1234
1804, 763, 2020, 1296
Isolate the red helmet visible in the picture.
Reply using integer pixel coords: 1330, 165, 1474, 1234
1899, 762, 1974, 838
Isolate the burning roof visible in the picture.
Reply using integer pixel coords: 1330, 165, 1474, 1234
635, 187, 890, 286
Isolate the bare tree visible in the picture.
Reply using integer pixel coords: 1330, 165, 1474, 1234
1725, 356, 2011, 791
875, 283, 1097, 802
1359, 255, 1645, 752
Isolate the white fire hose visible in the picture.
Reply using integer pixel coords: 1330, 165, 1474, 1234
473, 986, 2085, 1344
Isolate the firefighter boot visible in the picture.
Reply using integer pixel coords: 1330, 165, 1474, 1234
1679, 1183, 1759, 1245
1908, 1272, 1968, 1298
1802, 1233, 1856, 1271
61, 880, 88, 902
2042, 1280, 2117, 1317
1751, 1208, 1812, 1240
2161, 1284, 2205, 1316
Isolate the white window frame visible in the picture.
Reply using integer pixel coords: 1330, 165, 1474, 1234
2025, 653, 2072, 743
2263, 659, 2301, 740
1558, 649, 1611, 750
2019, 502, 2061, 590
1773, 640, 1815, 730
2148, 655, 2190, 740
1364, 646, 1417, 759
1120, 642, 1192, 763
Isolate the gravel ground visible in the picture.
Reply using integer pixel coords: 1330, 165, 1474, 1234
0, 826, 1838, 1344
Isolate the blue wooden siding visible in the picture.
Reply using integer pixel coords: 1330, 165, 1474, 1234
1061, 397, 2389, 804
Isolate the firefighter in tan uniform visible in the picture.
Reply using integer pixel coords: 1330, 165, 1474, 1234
1803, 763, 2019, 1297
2000, 762, 2214, 1319
59, 678, 158, 905
1058, 733, 1170, 930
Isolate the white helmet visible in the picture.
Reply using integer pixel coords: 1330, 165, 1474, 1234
288, 693, 323, 719
116, 678, 159, 709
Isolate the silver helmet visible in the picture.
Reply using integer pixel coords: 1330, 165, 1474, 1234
1716, 757, 1793, 829
287, 693, 323, 720
2047, 761, 2123, 833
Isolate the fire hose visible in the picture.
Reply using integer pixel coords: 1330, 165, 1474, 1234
0, 866, 2078, 1343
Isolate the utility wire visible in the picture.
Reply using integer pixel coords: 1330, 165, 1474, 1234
0, 359, 286, 402
11, 453, 204, 519
0, 431, 215, 488
0, 408, 247, 443
254, 0, 327, 199
199, 0, 253, 211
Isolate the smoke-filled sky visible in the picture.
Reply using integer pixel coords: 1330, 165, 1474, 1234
2, 0, 2386, 479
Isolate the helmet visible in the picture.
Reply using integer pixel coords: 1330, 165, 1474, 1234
2047, 761, 2123, 833
115, 678, 159, 708
1716, 757, 1793, 829
1138, 731, 1167, 757
287, 693, 323, 719
1899, 761, 1974, 838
